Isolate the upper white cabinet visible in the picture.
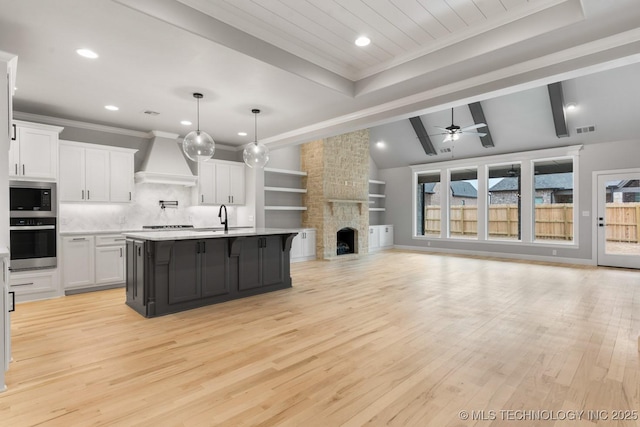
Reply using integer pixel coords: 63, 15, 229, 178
9, 121, 62, 181
195, 161, 216, 205
59, 140, 136, 203
195, 160, 245, 206
215, 161, 245, 205
109, 151, 134, 202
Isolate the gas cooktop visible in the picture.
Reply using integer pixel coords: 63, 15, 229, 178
142, 225, 194, 230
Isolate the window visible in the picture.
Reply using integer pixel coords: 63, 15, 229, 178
449, 168, 478, 239
533, 159, 574, 242
488, 164, 521, 241
417, 172, 441, 237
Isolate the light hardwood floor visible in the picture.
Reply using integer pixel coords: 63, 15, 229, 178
1, 250, 639, 426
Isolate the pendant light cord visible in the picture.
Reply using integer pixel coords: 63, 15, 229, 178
254, 111, 258, 145
196, 97, 200, 132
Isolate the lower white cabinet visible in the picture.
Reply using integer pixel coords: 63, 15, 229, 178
62, 234, 126, 292
291, 229, 316, 262
9, 268, 60, 302
95, 235, 126, 285
369, 225, 394, 252
62, 236, 95, 289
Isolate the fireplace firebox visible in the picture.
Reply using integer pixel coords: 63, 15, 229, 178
337, 228, 356, 256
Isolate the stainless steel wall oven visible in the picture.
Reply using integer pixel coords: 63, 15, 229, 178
9, 181, 57, 271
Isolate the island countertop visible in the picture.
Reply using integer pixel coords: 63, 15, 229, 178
122, 227, 300, 241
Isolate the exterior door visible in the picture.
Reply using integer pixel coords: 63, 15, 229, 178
596, 172, 640, 269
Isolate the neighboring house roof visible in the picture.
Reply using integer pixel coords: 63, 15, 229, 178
489, 173, 574, 192
423, 182, 478, 198
450, 181, 477, 198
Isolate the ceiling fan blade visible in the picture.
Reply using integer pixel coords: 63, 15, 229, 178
460, 123, 486, 131
460, 131, 487, 137
434, 126, 451, 132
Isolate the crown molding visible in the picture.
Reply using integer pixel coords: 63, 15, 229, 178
13, 111, 151, 138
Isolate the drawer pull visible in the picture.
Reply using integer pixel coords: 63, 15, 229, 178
12, 282, 34, 287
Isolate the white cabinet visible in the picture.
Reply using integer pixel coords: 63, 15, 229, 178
368, 226, 380, 251
195, 160, 245, 206
380, 225, 394, 247
195, 161, 216, 205
291, 229, 316, 262
215, 161, 245, 205
62, 234, 126, 292
9, 269, 59, 301
9, 121, 62, 181
95, 235, 126, 286
59, 140, 136, 203
369, 225, 394, 252
61, 236, 95, 289
109, 151, 134, 202
1, 251, 10, 391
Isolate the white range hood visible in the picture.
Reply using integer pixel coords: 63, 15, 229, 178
135, 130, 197, 186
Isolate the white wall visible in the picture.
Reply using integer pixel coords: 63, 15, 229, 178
381, 138, 640, 264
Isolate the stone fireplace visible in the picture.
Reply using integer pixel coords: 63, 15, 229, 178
301, 129, 370, 260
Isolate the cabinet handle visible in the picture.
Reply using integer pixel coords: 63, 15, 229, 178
72, 237, 86, 241
201, 195, 204, 203
22, 164, 25, 175
82, 190, 85, 200
202, 241, 206, 253
11, 123, 16, 141
231, 196, 234, 203
14, 164, 17, 175
87, 190, 90, 200
138, 246, 141, 256
120, 248, 123, 257
12, 282, 34, 287
196, 242, 200, 254
114, 238, 126, 241
129, 192, 132, 201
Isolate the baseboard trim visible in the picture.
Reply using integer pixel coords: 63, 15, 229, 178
393, 244, 595, 266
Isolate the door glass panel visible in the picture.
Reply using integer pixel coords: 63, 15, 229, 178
604, 179, 640, 255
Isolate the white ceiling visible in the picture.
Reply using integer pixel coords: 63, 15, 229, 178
1, 0, 640, 165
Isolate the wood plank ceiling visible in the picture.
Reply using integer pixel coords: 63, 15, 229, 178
178, 0, 545, 80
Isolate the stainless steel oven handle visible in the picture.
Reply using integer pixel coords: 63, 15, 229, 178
9, 225, 56, 231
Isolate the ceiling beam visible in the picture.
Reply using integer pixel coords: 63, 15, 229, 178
468, 102, 494, 148
409, 117, 437, 156
547, 82, 569, 138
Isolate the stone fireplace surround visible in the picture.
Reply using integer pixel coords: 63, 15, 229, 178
301, 130, 370, 260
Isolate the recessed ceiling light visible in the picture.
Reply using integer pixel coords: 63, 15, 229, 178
104, 105, 119, 111
180, 120, 192, 126
376, 141, 385, 148
566, 102, 577, 111
355, 36, 370, 47
238, 132, 248, 136
76, 48, 99, 59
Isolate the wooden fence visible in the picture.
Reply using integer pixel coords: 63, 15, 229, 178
424, 203, 640, 242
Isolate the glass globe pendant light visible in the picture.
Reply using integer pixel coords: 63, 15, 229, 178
243, 108, 269, 168
182, 92, 215, 162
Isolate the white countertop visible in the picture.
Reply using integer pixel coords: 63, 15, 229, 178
122, 228, 300, 241
59, 226, 257, 236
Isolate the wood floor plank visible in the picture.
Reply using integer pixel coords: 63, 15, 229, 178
1, 250, 639, 426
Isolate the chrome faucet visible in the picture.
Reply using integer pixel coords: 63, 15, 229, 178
218, 204, 228, 232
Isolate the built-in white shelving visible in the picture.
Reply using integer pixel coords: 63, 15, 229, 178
264, 186, 307, 194
264, 167, 308, 213
368, 179, 386, 213
264, 206, 307, 211
264, 167, 307, 176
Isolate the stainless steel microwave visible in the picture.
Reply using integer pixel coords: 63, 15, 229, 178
9, 181, 56, 217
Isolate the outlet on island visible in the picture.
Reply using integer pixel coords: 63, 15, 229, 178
118, 216, 127, 224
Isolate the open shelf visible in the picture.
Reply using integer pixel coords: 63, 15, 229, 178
265, 186, 307, 193
369, 208, 386, 212
368, 193, 386, 198
264, 167, 307, 176
265, 206, 308, 211
369, 179, 385, 185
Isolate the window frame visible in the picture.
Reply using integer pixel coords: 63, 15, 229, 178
411, 145, 581, 247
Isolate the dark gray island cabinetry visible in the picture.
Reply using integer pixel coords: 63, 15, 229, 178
123, 229, 298, 317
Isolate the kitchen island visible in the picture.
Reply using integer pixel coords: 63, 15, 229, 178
122, 228, 298, 317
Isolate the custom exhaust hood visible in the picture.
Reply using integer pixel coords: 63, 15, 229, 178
134, 130, 197, 186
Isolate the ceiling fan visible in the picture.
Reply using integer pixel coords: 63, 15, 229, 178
434, 108, 487, 142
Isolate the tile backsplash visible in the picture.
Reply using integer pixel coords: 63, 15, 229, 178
59, 183, 251, 232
